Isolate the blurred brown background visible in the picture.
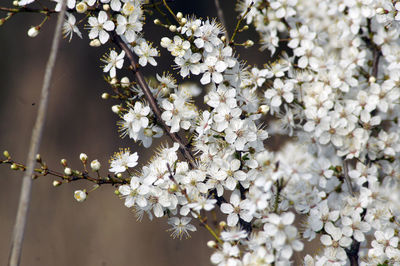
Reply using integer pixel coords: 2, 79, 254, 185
0, 1, 269, 265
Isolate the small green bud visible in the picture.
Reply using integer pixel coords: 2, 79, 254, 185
3, 150, 10, 158
11, 163, 18, 170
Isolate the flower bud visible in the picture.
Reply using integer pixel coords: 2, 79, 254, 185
27, 26, 39, 38
180, 18, 187, 24
64, 167, 72, 176
61, 158, 67, 167
74, 190, 87, 202
207, 240, 217, 248
116, 173, 123, 178
79, 153, 88, 163
13, 1, 18, 6
112, 105, 121, 114
169, 25, 177, 32
110, 78, 118, 85
114, 189, 120, 195
221, 36, 226, 42
103, 4, 110, 11
3, 150, 10, 158
259, 104, 270, 114
53, 180, 62, 187
154, 19, 161, 25
89, 39, 101, 47
190, 24, 198, 32
121, 77, 130, 87
90, 159, 101, 171
369, 76, 376, 83
176, 12, 183, 20
219, 221, 227, 228
76, 2, 88, 13
376, 7, 384, 14
244, 40, 254, 48
101, 93, 110, 99
36, 153, 41, 162
11, 163, 18, 170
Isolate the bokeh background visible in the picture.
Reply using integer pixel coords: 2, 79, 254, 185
0, 1, 269, 265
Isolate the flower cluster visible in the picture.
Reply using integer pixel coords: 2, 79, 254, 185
3, 0, 400, 265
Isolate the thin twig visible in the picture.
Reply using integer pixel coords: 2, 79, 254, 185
162, 0, 181, 25
214, 0, 229, 40
0, 6, 56, 14
229, 2, 253, 45
112, 34, 196, 168
8, 1, 67, 265
1, 159, 128, 186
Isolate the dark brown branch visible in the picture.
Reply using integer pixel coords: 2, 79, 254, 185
372, 47, 381, 78
0, 6, 56, 14
346, 241, 360, 266
112, 34, 196, 168
1, 159, 128, 185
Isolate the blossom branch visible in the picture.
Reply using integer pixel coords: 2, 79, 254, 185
1, 158, 128, 186
112, 34, 196, 168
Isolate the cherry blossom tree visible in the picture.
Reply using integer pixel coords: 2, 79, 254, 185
1, 0, 400, 265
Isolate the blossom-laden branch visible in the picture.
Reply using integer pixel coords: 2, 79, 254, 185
112, 34, 197, 168
2, 0, 400, 265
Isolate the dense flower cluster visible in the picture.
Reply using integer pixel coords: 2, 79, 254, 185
3, 0, 400, 265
